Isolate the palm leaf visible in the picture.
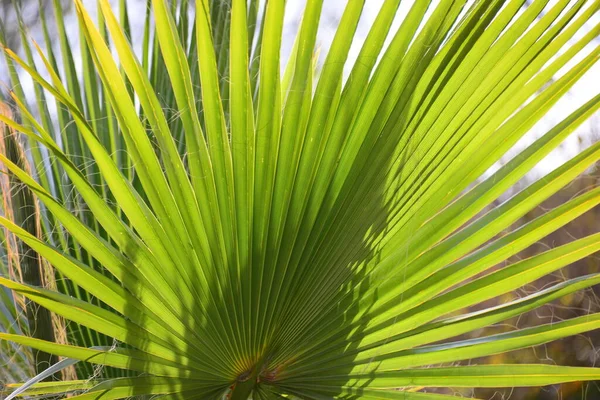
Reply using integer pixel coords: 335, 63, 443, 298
1, 0, 600, 398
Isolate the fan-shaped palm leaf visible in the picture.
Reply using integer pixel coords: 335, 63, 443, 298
1, 0, 600, 398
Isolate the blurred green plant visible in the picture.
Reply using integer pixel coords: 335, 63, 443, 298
1, 0, 600, 398
0, 102, 36, 385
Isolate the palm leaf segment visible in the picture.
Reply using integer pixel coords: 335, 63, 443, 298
1, 0, 600, 398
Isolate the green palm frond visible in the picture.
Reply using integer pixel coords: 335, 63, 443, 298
1, 0, 600, 398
